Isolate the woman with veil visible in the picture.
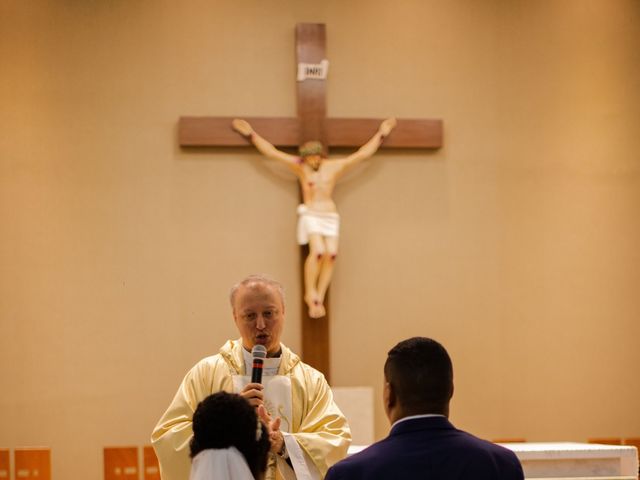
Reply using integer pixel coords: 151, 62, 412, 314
190, 391, 271, 480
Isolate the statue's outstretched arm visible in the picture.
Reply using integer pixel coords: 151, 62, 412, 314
337, 117, 397, 172
232, 119, 300, 169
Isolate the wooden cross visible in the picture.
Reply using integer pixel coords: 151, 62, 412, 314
178, 23, 443, 383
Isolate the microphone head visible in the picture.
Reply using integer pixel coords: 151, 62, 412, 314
251, 344, 267, 359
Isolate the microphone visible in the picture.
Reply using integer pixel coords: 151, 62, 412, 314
251, 345, 267, 384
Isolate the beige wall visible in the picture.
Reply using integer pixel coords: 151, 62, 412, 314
1, 1, 639, 478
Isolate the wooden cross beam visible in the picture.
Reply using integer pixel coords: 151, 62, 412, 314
178, 23, 443, 382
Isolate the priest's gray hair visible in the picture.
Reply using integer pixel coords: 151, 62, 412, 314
229, 274, 286, 308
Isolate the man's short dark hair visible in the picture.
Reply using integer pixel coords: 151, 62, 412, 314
190, 391, 270, 479
384, 337, 454, 415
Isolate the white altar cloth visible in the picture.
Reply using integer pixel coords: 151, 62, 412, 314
347, 442, 639, 479
501, 442, 638, 479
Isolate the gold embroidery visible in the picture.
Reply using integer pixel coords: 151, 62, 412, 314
278, 404, 291, 432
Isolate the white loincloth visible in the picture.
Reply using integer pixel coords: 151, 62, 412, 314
296, 204, 340, 245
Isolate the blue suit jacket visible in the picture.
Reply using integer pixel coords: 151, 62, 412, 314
325, 416, 524, 480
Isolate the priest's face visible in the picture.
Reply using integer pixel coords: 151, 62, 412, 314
232, 282, 285, 356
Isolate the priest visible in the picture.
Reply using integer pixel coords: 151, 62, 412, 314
151, 274, 351, 480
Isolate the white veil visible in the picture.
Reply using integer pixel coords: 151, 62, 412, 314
190, 447, 255, 480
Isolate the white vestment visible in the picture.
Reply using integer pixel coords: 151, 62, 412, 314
151, 340, 351, 480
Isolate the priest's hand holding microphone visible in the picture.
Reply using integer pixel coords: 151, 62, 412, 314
239, 345, 287, 457
239, 344, 267, 408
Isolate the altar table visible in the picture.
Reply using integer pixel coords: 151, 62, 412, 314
346, 442, 639, 479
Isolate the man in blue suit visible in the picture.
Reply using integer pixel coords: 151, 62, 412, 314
325, 337, 524, 479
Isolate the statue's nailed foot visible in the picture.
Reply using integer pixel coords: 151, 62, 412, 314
305, 293, 326, 318
308, 301, 326, 319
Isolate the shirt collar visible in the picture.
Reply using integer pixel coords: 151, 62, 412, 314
391, 413, 446, 430
241, 347, 282, 376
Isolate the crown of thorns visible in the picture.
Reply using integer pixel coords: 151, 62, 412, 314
298, 141, 324, 157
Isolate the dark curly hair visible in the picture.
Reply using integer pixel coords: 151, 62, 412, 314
190, 391, 271, 479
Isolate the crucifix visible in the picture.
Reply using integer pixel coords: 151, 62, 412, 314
178, 23, 442, 382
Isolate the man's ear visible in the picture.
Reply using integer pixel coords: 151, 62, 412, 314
383, 381, 396, 414
388, 383, 397, 409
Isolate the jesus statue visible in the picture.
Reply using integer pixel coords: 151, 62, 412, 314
232, 117, 397, 318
